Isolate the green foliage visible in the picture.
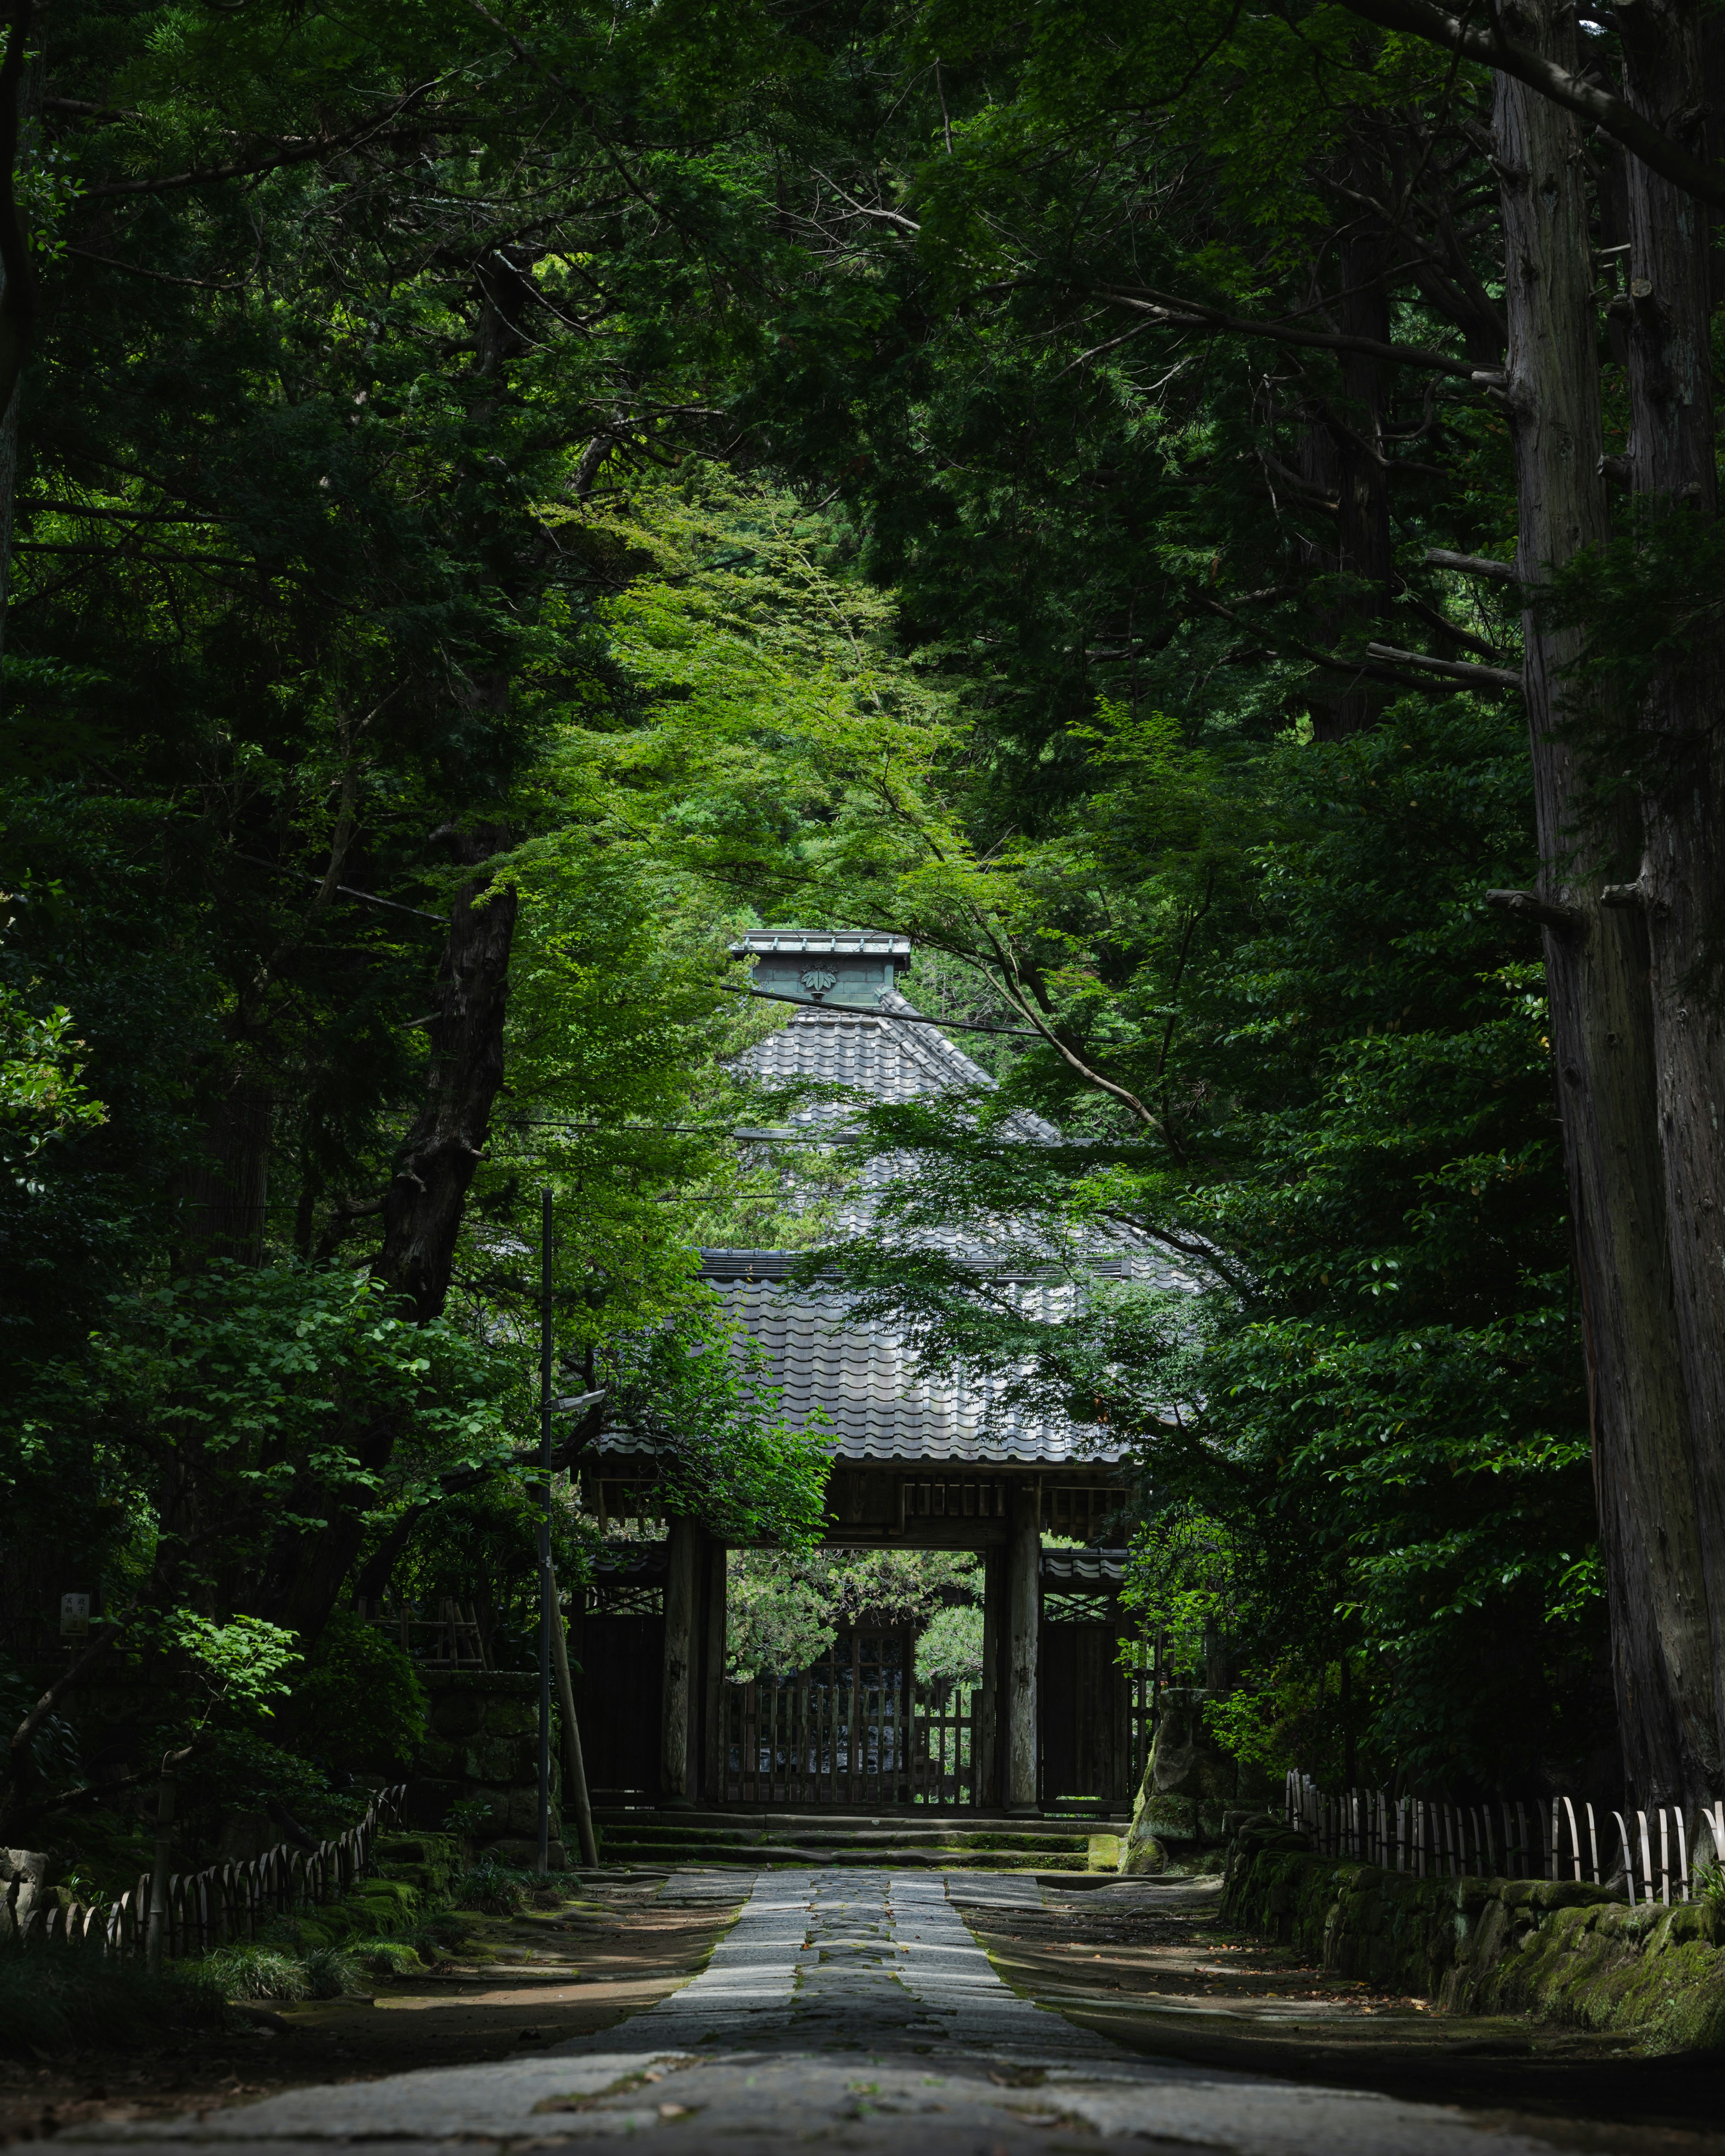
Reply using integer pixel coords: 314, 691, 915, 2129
281, 1613, 428, 1775
763, 700, 1602, 1789
0, 978, 105, 1157
0, 0, 1632, 1817
158, 1611, 302, 1726
203, 1941, 367, 2002
916, 1604, 985, 1691
726, 1550, 980, 1679
443, 1798, 495, 1837
455, 1858, 532, 1917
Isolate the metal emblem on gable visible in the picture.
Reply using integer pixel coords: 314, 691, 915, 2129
800, 968, 837, 1000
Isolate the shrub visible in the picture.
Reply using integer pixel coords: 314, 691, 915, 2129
302, 1945, 367, 1998
203, 1941, 367, 2001
282, 1612, 428, 1774
203, 1945, 310, 2002
455, 1859, 531, 1916
361, 1940, 425, 1977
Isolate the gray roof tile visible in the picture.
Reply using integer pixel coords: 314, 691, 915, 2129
677, 951, 1170, 1471
698, 1279, 1125, 1467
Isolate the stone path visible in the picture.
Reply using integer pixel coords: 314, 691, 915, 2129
65, 1871, 1566, 2156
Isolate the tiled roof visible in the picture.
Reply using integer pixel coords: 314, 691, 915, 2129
700, 1278, 1125, 1466
678, 935, 1181, 1472
742, 994, 1061, 1144
1042, 1549, 1129, 1589
732, 930, 914, 963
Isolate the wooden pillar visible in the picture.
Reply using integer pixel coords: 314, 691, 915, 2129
661, 1514, 699, 1807
1007, 1479, 1041, 1814
978, 1545, 1004, 1807
701, 1537, 728, 1803
1109, 1590, 1132, 1805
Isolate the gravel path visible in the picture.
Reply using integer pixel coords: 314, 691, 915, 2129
62, 1870, 1564, 2156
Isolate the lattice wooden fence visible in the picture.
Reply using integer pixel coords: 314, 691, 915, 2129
356, 1594, 488, 1668
0, 1782, 407, 1958
725, 1678, 979, 1806
1285, 1771, 1725, 1908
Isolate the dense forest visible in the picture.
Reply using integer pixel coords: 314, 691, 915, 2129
3, 0, 1725, 1876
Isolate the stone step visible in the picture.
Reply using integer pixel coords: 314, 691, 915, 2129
596, 1820, 1094, 1845
590, 1809, 1130, 1831
595, 1840, 1096, 1872
591, 1813, 1114, 1844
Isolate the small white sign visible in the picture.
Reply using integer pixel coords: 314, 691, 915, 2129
60, 1593, 91, 1638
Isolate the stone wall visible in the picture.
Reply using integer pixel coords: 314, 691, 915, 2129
405, 1670, 564, 1868
1222, 1813, 1725, 2052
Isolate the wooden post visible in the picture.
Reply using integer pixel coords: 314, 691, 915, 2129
702, 1536, 728, 1804
660, 1512, 699, 1806
1006, 1478, 1041, 1814
978, 1544, 1003, 1807
144, 1745, 191, 1975
546, 1560, 599, 1868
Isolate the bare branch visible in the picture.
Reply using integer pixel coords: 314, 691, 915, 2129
1486, 888, 1588, 938
1364, 639, 1522, 690
1425, 547, 1520, 583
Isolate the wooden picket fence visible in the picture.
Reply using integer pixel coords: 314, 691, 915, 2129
0, 1782, 407, 1959
725, 1677, 980, 1806
1285, 1770, 1725, 1909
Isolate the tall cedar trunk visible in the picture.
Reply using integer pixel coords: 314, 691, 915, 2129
1493, 12, 1714, 1807
1307, 159, 1394, 742
0, 16, 36, 667
1617, 0, 1725, 1797
257, 826, 518, 1645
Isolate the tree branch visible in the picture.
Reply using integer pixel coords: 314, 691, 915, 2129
1331, 0, 1725, 204
1364, 639, 1522, 690
1097, 283, 1474, 378
4, 1617, 127, 1790
1486, 887, 1588, 938
1425, 546, 1520, 583
76, 82, 446, 200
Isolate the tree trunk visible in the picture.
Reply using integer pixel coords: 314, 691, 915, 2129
1306, 152, 1394, 742
257, 826, 518, 1647
372, 823, 517, 1322
1493, 9, 1715, 1807
1616, 0, 1725, 1800
0, 9, 39, 668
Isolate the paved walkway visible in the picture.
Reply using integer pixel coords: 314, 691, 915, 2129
68, 1871, 1560, 2156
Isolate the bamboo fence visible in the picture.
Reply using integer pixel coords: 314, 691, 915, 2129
0, 1781, 407, 1959
1284, 1770, 1725, 1908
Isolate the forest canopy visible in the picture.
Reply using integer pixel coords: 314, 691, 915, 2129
3, 0, 1723, 1843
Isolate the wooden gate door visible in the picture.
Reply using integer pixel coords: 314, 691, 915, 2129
1039, 1617, 1131, 1805
725, 1627, 907, 1803
572, 1585, 664, 1802
724, 1630, 982, 1806
907, 1680, 980, 1806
